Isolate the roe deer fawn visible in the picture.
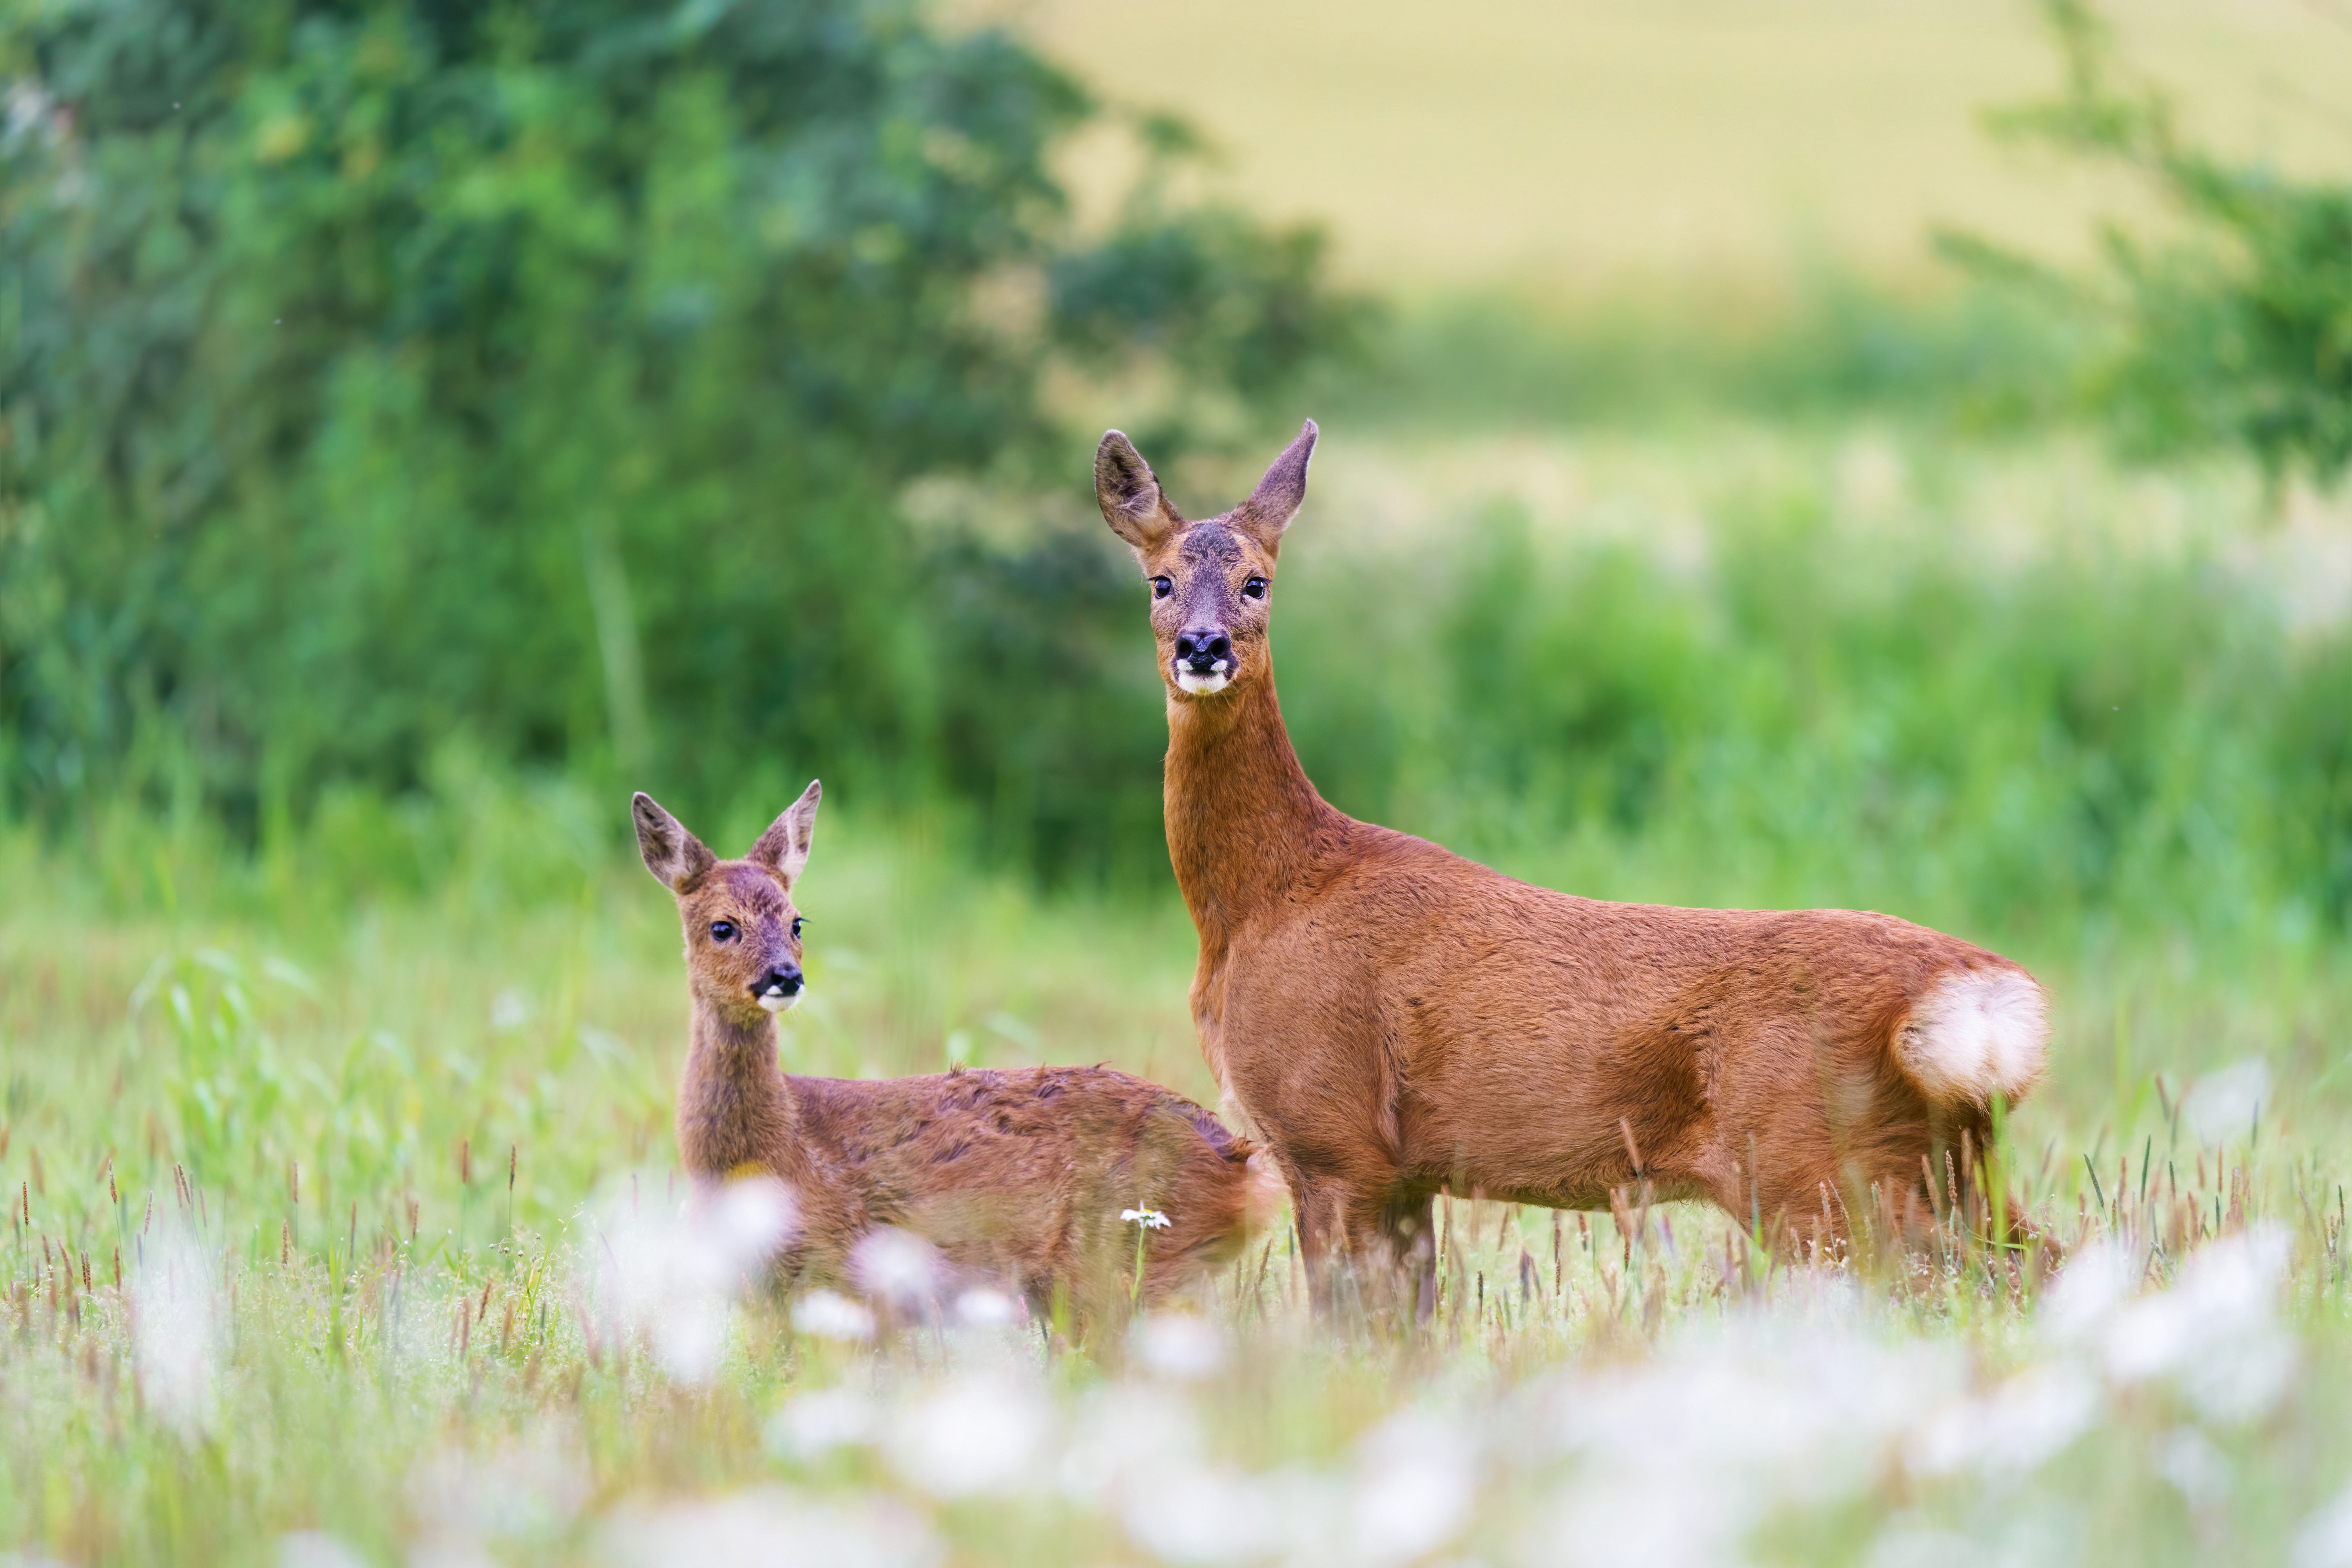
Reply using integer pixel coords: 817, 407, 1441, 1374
1094, 420, 2051, 1307
633, 784, 1277, 1328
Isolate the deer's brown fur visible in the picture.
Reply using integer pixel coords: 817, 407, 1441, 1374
1096, 421, 2052, 1306
635, 784, 1274, 1325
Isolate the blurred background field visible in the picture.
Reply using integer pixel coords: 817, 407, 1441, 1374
3, 0, 2352, 1561
995, 0, 2352, 292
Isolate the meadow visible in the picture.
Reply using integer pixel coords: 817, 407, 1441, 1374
6, 420, 2352, 1564
1005, 0, 2352, 293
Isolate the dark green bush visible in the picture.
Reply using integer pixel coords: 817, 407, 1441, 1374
0, 0, 1352, 861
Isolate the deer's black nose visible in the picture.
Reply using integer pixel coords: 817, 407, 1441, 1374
751, 964, 803, 1000
1174, 629, 1231, 672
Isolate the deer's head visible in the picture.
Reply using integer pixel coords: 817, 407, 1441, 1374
1095, 421, 1316, 700
633, 782, 820, 1024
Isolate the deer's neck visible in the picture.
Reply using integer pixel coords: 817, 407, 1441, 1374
1164, 669, 1342, 942
677, 1005, 809, 1186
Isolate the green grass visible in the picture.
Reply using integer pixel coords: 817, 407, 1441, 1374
7, 777, 2352, 1564
6, 427, 2352, 1564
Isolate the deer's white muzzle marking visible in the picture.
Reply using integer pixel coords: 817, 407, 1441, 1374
1175, 661, 1232, 695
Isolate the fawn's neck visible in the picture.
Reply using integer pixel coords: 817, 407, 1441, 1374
677, 1005, 809, 1186
1163, 668, 1344, 944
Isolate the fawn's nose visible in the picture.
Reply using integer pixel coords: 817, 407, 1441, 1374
751, 964, 803, 1003
1174, 629, 1231, 673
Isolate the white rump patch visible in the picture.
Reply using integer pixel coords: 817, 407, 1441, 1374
1896, 967, 2050, 1107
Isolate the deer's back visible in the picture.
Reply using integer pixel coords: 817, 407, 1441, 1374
1220, 821, 2030, 1195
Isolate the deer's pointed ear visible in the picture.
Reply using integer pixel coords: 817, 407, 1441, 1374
748, 779, 821, 887
1095, 430, 1180, 553
633, 792, 716, 892
1233, 419, 1317, 554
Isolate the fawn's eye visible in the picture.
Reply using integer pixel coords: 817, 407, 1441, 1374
790, 916, 804, 940
1243, 575, 1268, 599
710, 920, 737, 942
1151, 577, 1173, 599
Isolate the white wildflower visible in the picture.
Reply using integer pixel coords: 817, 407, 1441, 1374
2156, 1427, 2230, 1509
1122, 1207, 1172, 1230
1349, 1409, 1477, 1564
1866, 1526, 1975, 1568
2296, 1485, 2352, 1568
1060, 1385, 1204, 1507
765, 1388, 879, 1461
2040, 1238, 2136, 1345
1136, 1313, 1227, 1381
488, 987, 530, 1031
793, 1290, 877, 1342
406, 1433, 588, 1563
2105, 1225, 2294, 1421
131, 1224, 222, 1437
1116, 1461, 1285, 1565
953, 1287, 1021, 1328
1260, 1467, 1349, 1560
2181, 1059, 2270, 1146
278, 1532, 368, 1568
1907, 1365, 2098, 1479
587, 1175, 796, 1385
887, 1376, 1054, 1498
602, 1488, 937, 1568
850, 1226, 942, 1311
1532, 1311, 1959, 1568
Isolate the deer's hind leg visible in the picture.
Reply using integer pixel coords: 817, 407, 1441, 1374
1369, 1187, 1437, 1323
1287, 1170, 1432, 1321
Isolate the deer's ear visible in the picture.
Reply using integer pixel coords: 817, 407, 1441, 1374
633, 793, 716, 892
1095, 430, 1180, 552
748, 779, 821, 886
1232, 419, 1317, 554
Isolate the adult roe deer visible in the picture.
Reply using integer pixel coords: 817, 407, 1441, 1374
1094, 420, 2051, 1305
633, 784, 1279, 1327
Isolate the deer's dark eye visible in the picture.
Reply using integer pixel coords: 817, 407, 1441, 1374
1151, 577, 1173, 599
710, 920, 737, 942
1243, 576, 1268, 599
790, 916, 804, 940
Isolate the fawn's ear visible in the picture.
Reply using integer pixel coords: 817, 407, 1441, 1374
633, 793, 716, 892
1232, 419, 1316, 555
1095, 430, 1181, 553
748, 779, 821, 887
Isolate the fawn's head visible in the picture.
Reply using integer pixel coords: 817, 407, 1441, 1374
1095, 420, 1316, 699
632, 782, 820, 1024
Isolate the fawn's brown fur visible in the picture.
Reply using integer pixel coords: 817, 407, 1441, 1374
633, 784, 1274, 1326
1096, 421, 2052, 1307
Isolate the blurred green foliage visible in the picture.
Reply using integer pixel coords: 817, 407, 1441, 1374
1316, 272, 2083, 436
1947, 0, 2352, 485
0, 0, 1355, 864
1274, 479, 2352, 944
26, 430, 2345, 949
2, 0, 2347, 949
